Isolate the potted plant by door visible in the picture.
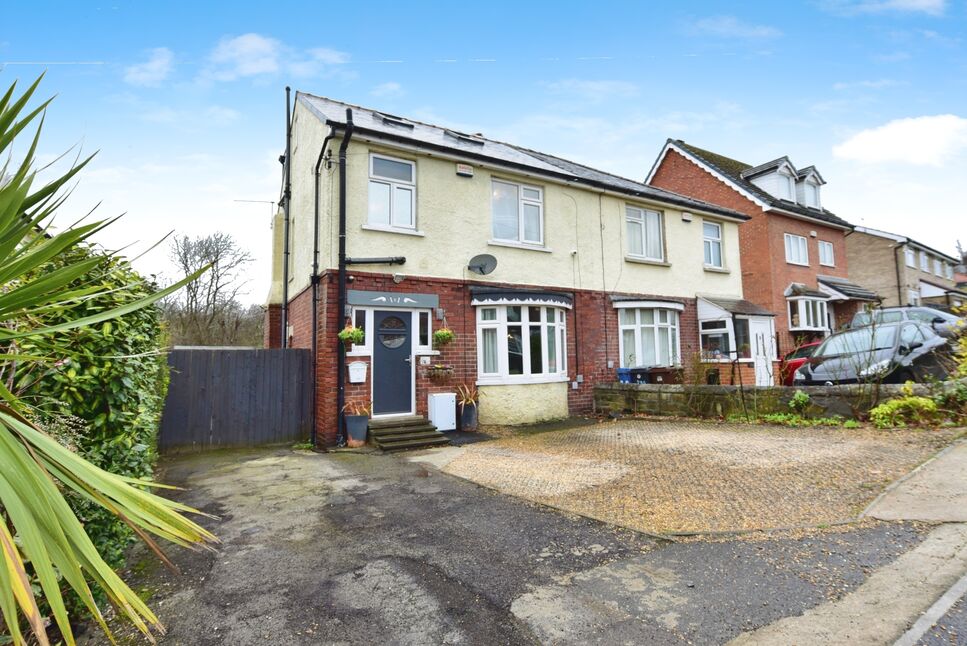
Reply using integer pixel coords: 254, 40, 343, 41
456, 384, 480, 432
432, 327, 455, 348
342, 401, 372, 447
338, 324, 364, 348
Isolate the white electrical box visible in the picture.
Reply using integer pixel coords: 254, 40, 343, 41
428, 393, 457, 432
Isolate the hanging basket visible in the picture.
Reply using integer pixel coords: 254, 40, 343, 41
425, 365, 454, 383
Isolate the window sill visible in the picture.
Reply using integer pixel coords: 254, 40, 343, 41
786, 260, 810, 267
625, 256, 670, 267
346, 350, 371, 357
488, 239, 551, 253
819, 263, 836, 268
703, 265, 730, 274
362, 224, 425, 237
476, 374, 568, 386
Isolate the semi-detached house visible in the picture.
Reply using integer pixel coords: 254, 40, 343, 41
265, 93, 769, 447
646, 140, 879, 357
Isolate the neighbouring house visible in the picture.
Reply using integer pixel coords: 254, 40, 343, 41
646, 140, 879, 356
846, 226, 966, 310
264, 93, 763, 447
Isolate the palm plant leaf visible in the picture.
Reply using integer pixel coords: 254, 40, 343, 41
0, 77, 219, 645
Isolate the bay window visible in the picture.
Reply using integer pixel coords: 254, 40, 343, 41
618, 306, 681, 368
626, 206, 664, 261
491, 179, 543, 245
476, 305, 566, 383
368, 154, 416, 229
788, 297, 828, 332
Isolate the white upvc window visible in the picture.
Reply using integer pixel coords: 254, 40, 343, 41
699, 318, 752, 361
626, 205, 664, 261
368, 154, 416, 229
804, 181, 821, 208
920, 251, 929, 272
476, 305, 566, 384
905, 247, 916, 268
946, 263, 954, 280
784, 233, 809, 266
703, 221, 723, 268
788, 297, 829, 332
347, 307, 433, 356
818, 240, 835, 267
617, 307, 681, 368
491, 179, 544, 246
934, 257, 943, 276
778, 171, 795, 201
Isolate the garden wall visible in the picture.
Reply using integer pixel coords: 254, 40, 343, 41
593, 382, 931, 420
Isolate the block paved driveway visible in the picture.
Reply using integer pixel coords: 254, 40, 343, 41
85, 443, 937, 645
441, 419, 956, 534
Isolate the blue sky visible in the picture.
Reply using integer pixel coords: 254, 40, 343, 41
3, 0, 966, 302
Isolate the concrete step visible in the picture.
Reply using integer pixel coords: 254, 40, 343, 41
377, 435, 451, 452
370, 424, 439, 437
368, 416, 428, 430
374, 430, 446, 445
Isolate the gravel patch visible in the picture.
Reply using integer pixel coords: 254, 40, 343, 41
445, 419, 956, 534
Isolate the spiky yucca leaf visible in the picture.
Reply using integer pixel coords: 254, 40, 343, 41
0, 77, 218, 645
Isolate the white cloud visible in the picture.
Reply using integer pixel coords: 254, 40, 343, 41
543, 79, 639, 104
370, 82, 404, 98
140, 105, 241, 127
202, 33, 349, 82
823, 0, 946, 15
689, 16, 782, 40
124, 48, 173, 86
832, 79, 901, 90
833, 115, 967, 166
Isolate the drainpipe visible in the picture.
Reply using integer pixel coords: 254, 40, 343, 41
336, 108, 355, 446
281, 86, 292, 348
310, 129, 336, 448
893, 244, 904, 305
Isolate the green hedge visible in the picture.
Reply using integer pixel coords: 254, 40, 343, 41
16, 246, 169, 569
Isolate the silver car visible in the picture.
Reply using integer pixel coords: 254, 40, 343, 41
850, 306, 965, 339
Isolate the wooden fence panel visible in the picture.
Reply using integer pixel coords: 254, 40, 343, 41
159, 348, 312, 453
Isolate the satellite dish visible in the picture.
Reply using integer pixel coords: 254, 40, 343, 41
468, 254, 497, 275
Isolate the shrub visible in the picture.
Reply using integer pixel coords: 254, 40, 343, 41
15, 246, 170, 570
869, 396, 939, 429
789, 390, 811, 416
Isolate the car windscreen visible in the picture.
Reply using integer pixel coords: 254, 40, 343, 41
786, 345, 817, 360
818, 326, 898, 356
853, 311, 904, 326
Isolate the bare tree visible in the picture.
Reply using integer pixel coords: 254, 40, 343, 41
163, 233, 263, 346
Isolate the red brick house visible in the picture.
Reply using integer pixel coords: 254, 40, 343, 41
646, 140, 878, 357
265, 95, 759, 448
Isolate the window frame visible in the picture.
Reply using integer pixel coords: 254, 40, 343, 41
804, 180, 821, 208
702, 220, 724, 268
346, 307, 434, 357
475, 304, 567, 385
905, 247, 916, 268
490, 178, 545, 247
920, 251, 929, 272
617, 306, 681, 368
625, 205, 665, 262
787, 297, 829, 333
934, 257, 943, 276
368, 153, 417, 230
784, 233, 809, 266
817, 240, 835, 267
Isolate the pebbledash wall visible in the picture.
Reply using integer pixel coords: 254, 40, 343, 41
271, 269, 707, 447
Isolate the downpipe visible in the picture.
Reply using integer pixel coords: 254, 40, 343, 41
336, 108, 354, 446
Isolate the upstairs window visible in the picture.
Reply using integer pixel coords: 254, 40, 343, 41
905, 247, 916, 268
920, 251, 929, 272
818, 240, 835, 267
946, 263, 954, 280
779, 172, 795, 201
626, 206, 664, 261
491, 179, 543, 245
784, 233, 809, 266
934, 257, 943, 276
804, 181, 821, 208
703, 221, 723, 268
368, 154, 415, 229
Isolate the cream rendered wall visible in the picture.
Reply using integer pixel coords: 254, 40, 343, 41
478, 383, 569, 424
316, 136, 745, 298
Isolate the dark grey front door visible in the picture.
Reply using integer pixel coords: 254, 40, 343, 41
373, 310, 412, 415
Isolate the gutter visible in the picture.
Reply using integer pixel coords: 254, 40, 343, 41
281, 86, 293, 348
335, 108, 355, 446
310, 127, 336, 448
321, 120, 750, 223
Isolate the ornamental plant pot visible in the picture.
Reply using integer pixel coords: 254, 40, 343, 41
344, 414, 369, 448
459, 403, 478, 432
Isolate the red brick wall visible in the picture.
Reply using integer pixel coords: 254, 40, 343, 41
650, 148, 853, 355
287, 269, 722, 447
263, 304, 282, 348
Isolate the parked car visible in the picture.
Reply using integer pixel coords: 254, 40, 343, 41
793, 321, 949, 386
779, 341, 822, 386
850, 306, 965, 339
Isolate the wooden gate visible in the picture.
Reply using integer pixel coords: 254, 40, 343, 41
159, 348, 312, 453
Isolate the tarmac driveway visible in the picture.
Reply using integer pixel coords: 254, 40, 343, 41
90, 446, 933, 645
441, 419, 956, 534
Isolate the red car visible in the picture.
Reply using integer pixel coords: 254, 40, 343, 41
779, 341, 822, 386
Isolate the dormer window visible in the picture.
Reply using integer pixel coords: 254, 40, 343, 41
779, 171, 795, 201
804, 181, 820, 208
